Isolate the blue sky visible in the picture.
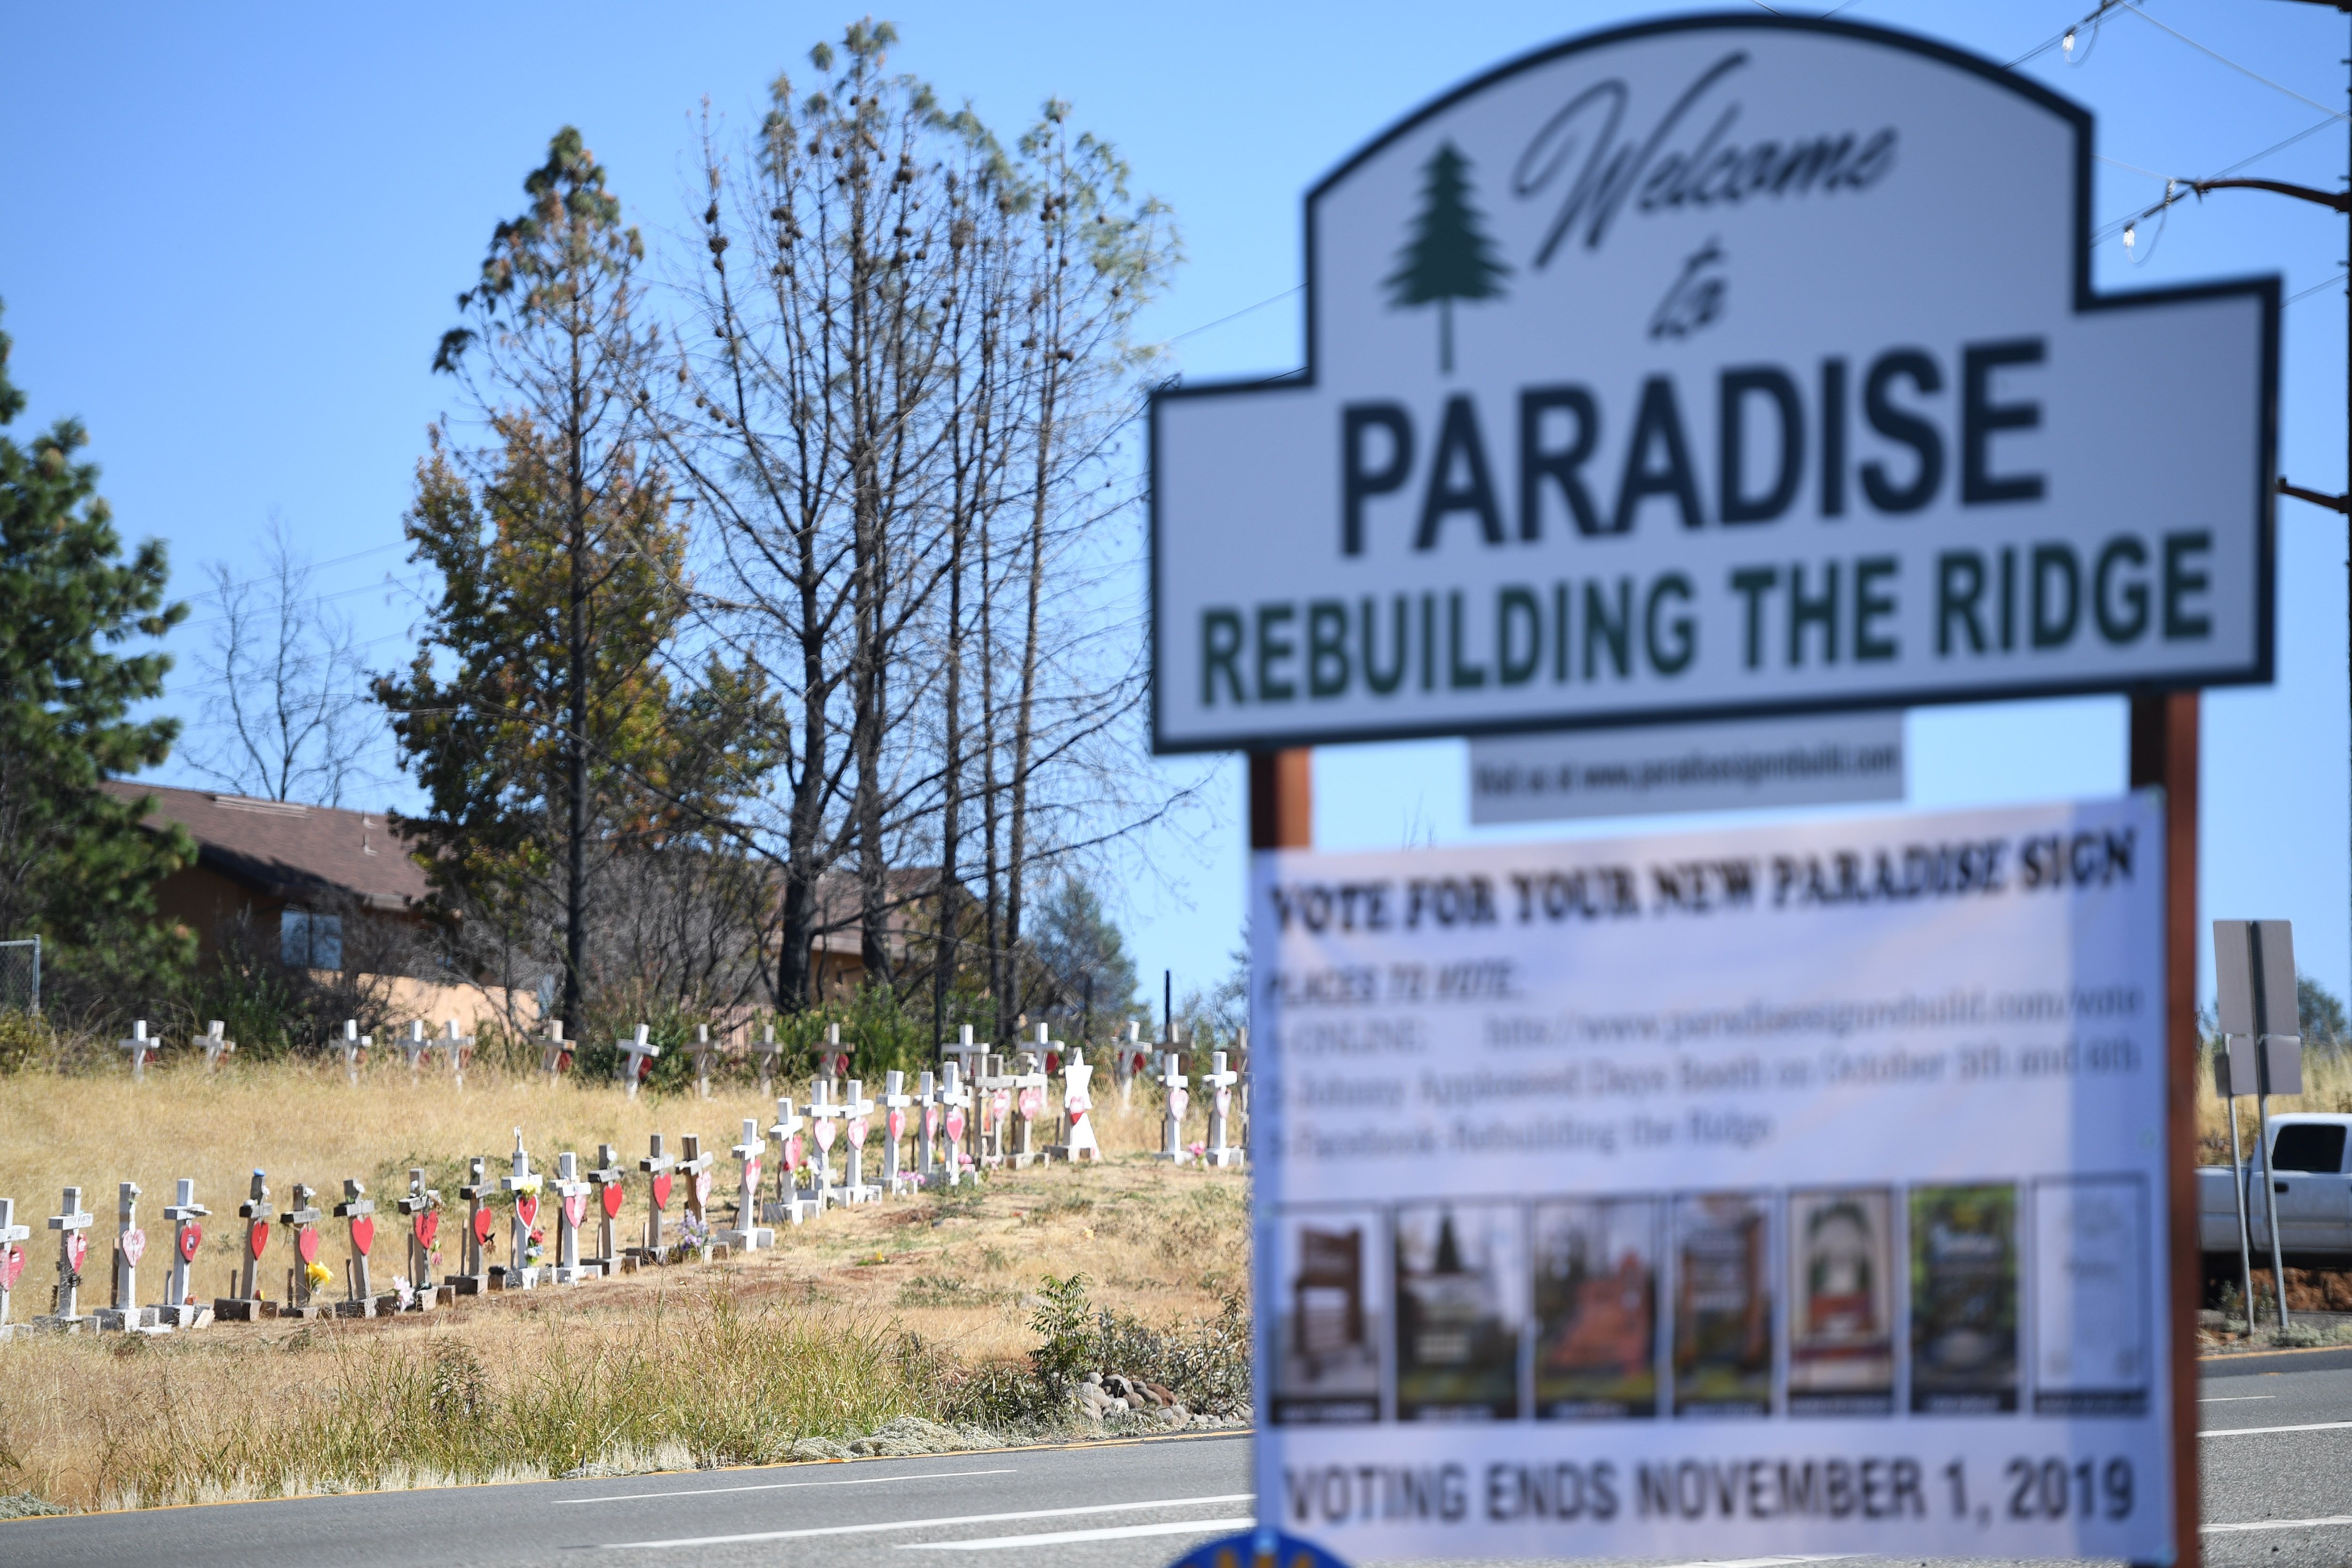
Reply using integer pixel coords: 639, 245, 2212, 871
0, 1, 2344, 1014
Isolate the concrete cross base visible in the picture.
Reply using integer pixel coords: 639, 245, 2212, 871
0, 1322, 24, 1342
488, 1266, 538, 1291
30, 1314, 93, 1334
1153, 1151, 1193, 1166
762, 1198, 814, 1226
211, 1298, 272, 1321
91, 1306, 164, 1333
331, 1299, 376, 1319
442, 1274, 486, 1296
550, 1265, 595, 1285
275, 1303, 323, 1321
1008, 1152, 1042, 1170
715, 1227, 774, 1252
826, 1184, 881, 1207
1200, 1147, 1246, 1168
152, 1303, 213, 1329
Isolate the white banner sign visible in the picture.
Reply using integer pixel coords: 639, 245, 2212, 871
1248, 794, 2171, 1562
1469, 710, 1903, 823
1152, 16, 2275, 753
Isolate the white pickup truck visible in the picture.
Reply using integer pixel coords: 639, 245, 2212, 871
2200, 1113, 2352, 1267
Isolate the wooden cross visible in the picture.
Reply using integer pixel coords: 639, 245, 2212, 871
941, 1024, 988, 1105
805, 1078, 843, 1212
934, 1061, 972, 1188
200, 1019, 235, 1072
836, 1079, 877, 1205
549, 1152, 590, 1283
441, 1019, 475, 1092
588, 1144, 626, 1270
1201, 1050, 1243, 1167
1157, 1051, 1191, 1164
754, 1024, 780, 1095
676, 1134, 714, 1229
878, 1071, 915, 1195
399, 1021, 433, 1079
638, 1134, 675, 1253
691, 1025, 716, 1100
616, 1024, 660, 1098
450, 1157, 490, 1293
119, 1020, 158, 1080
720, 1118, 772, 1249
108, 1180, 144, 1321
396, 1168, 439, 1310
46, 1187, 94, 1326
540, 1019, 570, 1079
160, 1178, 207, 1319
340, 1020, 366, 1085
1057, 1048, 1101, 1164
914, 1070, 938, 1182
334, 1178, 376, 1312
768, 1098, 810, 1226
0, 1199, 29, 1333
822, 1021, 849, 1082
500, 1128, 541, 1287
233, 1170, 270, 1303
278, 1183, 324, 1316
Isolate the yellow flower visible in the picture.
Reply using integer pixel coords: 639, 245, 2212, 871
303, 1260, 333, 1290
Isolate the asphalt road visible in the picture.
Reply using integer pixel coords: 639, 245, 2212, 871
8, 1355, 2352, 1568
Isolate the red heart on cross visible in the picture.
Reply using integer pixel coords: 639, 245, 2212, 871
297, 1228, 321, 1264
833, 1052, 850, 1076
472, 1208, 495, 1244
945, 1109, 965, 1144
691, 1172, 711, 1207
66, 1231, 88, 1275
413, 1210, 438, 1249
119, 1228, 146, 1268
350, 1218, 375, 1256
1072, 1107, 1089, 1124
785, 1134, 803, 1169
651, 1172, 673, 1210
600, 1185, 624, 1219
815, 1119, 836, 1152
0, 1245, 20, 1290
847, 1118, 867, 1149
180, 1223, 203, 1262
516, 1194, 540, 1228
247, 1222, 270, 1260
887, 1109, 905, 1141
562, 1194, 586, 1229
1046, 1051, 1061, 1075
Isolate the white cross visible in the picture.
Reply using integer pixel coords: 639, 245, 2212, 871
279, 1183, 323, 1309
754, 1024, 780, 1093
235, 1170, 270, 1300
103, 1181, 145, 1325
400, 1021, 432, 1076
1157, 1050, 1191, 1164
638, 1134, 675, 1252
119, 1020, 158, 1079
720, 1118, 773, 1248
914, 1070, 938, 1180
941, 1023, 988, 1097
334, 1178, 376, 1302
454, 1157, 491, 1283
397, 1167, 439, 1305
836, 1078, 878, 1204
549, 1152, 590, 1281
692, 1025, 717, 1099
1201, 1050, 1243, 1167
616, 1024, 660, 1097
441, 1019, 475, 1090
201, 1020, 235, 1072
934, 1062, 972, 1188
823, 1021, 849, 1081
160, 1178, 207, 1313
806, 1078, 844, 1211
768, 1097, 810, 1225
587, 1144, 627, 1267
48, 1187, 95, 1323
501, 1128, 541, 1284
541, 1019, 569, 1078
1010, 1031, 1051, 1165
340, 1020, 366, 1084
0, 1199, 30, 1329
1119, 1020, 1144, 1106
879, 1071, 915, 1193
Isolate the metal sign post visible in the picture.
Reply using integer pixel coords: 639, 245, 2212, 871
2215, 917, 2303, 1331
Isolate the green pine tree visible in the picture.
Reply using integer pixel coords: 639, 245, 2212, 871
0, 299, 194, 1005
1386, 141, 1510, 374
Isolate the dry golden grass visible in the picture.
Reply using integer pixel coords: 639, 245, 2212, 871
2196, 1046, 2352, 1165
0, 1060, 1251, 1513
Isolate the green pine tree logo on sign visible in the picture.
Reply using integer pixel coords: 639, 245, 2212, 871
1386, 141, 1510, 374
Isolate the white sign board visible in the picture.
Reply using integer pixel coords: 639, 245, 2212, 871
1152, 16, 2275, 753
1249, 794, 2171, 1562
1470, 710, 1902, 823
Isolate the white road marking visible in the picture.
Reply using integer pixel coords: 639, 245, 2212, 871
2200, 1420, 2352, 1437
2199, 1394, 2276, 1402
898, 1516, 1255, 1550
1641, 1559, 1854, 1567
557, 1466, 1018, 1504
2204, 1514, 2352, 1533
599, 1492, 1256, 1550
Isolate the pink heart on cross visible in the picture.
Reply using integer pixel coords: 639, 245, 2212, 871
692, 1172, 711, 1207
923, 1106, 939, 1139
413, 1211, 438, 1249
600, 1185, 624, 1219
785, 1134, 804, 1169
119, 1228, 147, 1268
297, 1228, 321, 1264
350, 1218, 374, 1256
945, 1109, 965, 1145
562, 1194, 586, 1229
1018, 1087, 1042, 1121
847, 1118, 867, 1149
651, 1173, 673, 1211
743, 1159, 761, 1192
887, 1109, 905, 1141
515, 1194, 540, 1229
65, 1231, 88, 1275
815, 1119, 836, 1153
247, 1222, 270, 1260
1216, 1087, 1232, 1117
993, 1089, 1011, 1118
180, 1223, 203, 1262
1168, 1087, 1189, 1120
0, 1245, 21, 1290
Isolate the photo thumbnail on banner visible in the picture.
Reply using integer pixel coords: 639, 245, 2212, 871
1249, 794, 2171, 1563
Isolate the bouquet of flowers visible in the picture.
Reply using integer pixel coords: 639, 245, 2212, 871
524, 1227, 547, 1268
303, 1258, 334, 1296
391, 1274, 416, 1312
668, 1211, 711, 1264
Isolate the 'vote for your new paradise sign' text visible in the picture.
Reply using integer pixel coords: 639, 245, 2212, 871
1150, 16, 2274, 751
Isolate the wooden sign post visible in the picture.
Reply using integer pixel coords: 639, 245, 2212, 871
333, 1178, 377, 1318
157, 1178, 209, 1327
396, 1168, 441, 1312
118, 1020, 157, 1080
446, 1157, 490, 1296
277, 1183, 324, 1320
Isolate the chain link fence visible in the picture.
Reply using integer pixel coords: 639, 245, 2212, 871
0, 938, 40, 1014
